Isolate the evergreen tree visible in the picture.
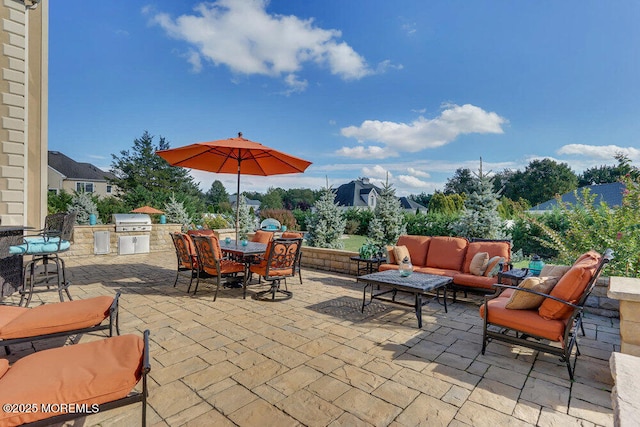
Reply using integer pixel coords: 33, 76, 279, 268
306, 185, 346, 249
367, 179, 406, 251
453, 160, 503, 239
164, 194, 191, 231
67, 192, 100, 225
237, 195, 255, 239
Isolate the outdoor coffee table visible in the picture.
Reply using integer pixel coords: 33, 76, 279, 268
358, 270, 452, 328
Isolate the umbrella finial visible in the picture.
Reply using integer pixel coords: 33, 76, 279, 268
238, 132, 243, 138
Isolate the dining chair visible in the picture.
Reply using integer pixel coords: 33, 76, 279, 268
10, 212, 76, 307
282, 231, 304, 284
191, 234, 246, 300
249, 238, 302, 301
251, 230, 274, 245
170, 232, 199, 293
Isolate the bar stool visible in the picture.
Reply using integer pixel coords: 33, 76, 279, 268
9, 212, 76, 306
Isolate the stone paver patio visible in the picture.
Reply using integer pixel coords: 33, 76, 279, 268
4, 251, 619, 426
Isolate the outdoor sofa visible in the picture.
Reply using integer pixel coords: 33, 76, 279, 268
379, 235, 511, 298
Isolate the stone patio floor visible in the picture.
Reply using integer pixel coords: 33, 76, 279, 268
5, 251, 620, 426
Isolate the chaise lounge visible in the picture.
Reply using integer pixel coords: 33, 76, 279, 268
0, 330, 150, 426
0, 293, 120, 355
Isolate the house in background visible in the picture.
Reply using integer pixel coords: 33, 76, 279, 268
48, 151, 117, 197
334, 178, 427, 212
528, 182, 625, 214
229, 194, 261, 211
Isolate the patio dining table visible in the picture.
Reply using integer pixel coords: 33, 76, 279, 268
219, 240, 267, 288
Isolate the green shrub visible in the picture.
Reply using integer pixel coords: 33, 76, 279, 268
202, 214, 232, 230
405, 211, 460, 236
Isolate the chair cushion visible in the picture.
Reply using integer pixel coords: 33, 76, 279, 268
505, 277, 559, 310
9, 239, 71, 255
451, 273, 497, 289
281, 232, 303, 239
426, 237, 467, 270
469, 252, 489, 276
0, 296, 114, 340
396, 235, 431, 266
479, 296, 567, 342
0, 334, 143, 426
0, 306, 29, 331
252, 230, 273, 245
538, 251, 601, 320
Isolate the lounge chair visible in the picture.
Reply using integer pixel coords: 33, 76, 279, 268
479, 249, 613, 380
0, 330, 150, 426
0, 293, 120, 355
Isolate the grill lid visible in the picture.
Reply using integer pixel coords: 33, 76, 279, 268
112, 213, 152, 225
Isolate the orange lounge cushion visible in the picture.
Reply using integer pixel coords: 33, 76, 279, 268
505, 277, 560, 310
452, 273, 498, 290
538, 251, 601, 320
250, 263, 293, 278
0, 334, 143, 426
426, 236, 468, 270
0, 306, 29, 331
0, 359, 8, 379
463, 241, 510, 273
479, 296, 567, 342
0, 296, 113, 340
396, 235, 431, 266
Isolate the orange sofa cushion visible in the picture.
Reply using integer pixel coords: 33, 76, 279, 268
395, 235, 431, 266
0, 334, 143, 426
479, 295, 567, 342
463, 241, 511, 274
0, 359, 8, 379
452, 273, 497, 290
538, 251, 601, 320
0, 306, 28, 332
425, 236, 468, 270
0, 296, 113, 340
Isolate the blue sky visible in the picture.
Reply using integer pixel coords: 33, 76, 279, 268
49, 0, 640, 196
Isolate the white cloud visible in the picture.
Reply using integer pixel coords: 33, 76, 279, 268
334, 145, 393, 159
397, 175, 429, 188
361, 165, 389, 179
184, 50, 203, 73
557, 144, 640, 161
338, 103, 507, 157
148, 0, 381, 90
407, 167, 430, 178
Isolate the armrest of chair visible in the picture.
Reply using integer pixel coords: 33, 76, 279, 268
490, 283, 581, 310
143, 329, 151, 375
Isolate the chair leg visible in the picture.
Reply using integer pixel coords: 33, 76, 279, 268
213, 275, 221, 302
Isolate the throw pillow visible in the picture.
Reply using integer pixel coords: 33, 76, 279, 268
386, 245, 396, 264
505, 277, 560, 310
539, 264, 571, 278
393, 245, 411, 265
469, 252, 490, 276
484, 256, 505, 277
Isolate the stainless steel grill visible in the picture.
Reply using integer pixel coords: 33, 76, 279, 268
112, 214, 152, 232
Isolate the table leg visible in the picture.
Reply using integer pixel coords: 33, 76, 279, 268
415, 293, 423, 328
361, 283, 372, 312
443, 285, 448, 313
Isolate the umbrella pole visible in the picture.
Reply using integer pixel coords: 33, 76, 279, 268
235, 159, 241, 242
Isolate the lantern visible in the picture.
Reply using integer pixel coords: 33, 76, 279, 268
528, 255, 545, 276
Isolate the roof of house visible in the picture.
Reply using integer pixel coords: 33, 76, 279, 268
529, 182, 626, 212
48, 151, 116, 181
334, 179, 382, 207
399, 196, 428, 211
228, 195, 261, 206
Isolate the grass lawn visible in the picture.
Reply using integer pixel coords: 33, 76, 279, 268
341, 234, 367, 252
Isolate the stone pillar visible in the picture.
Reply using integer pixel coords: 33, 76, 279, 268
608, 276, 640, 356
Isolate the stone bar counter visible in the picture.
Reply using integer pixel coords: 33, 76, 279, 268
0, 226, 26, 298
608, 276, 640, 356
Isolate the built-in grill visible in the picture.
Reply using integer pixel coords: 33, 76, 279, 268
112, 214, 152, 232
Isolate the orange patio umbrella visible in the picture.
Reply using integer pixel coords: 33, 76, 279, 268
131, 205, 164, 214
156, 132, 312, 240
